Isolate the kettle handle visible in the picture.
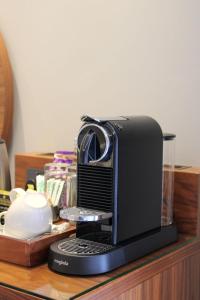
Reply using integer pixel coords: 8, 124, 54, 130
0, 211, 7, 228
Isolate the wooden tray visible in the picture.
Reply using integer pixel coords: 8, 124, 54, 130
0, 224, 75, 267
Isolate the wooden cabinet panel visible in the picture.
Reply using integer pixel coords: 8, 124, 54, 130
0, 285, 41, 300
174, 167, 200, 237
78, 238, 200, 300
115, 252, 200, 300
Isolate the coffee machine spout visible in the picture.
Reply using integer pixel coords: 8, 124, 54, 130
60, 207, 112, 222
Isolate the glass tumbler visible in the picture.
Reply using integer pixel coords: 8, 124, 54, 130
161, 133, 176, 226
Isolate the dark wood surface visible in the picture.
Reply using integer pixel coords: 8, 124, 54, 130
0, 224, 75, 266
15, 153, 54, 188
114, 251, 200, 300
174, 166, 200, 236
0, 285, 42, 300
77, 236, 200, 300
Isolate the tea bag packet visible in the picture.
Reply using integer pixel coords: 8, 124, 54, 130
66, 174, 77, 208
53, 180, 65, 207
44, 162, 68, 221
51, 179, 62, 206
46, 178, 55, 200
36, 175, 45, 193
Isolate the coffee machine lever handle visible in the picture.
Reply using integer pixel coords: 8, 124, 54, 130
79, 131, 95, 164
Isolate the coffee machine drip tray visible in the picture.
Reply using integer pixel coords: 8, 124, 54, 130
58, 237, 114, 255
48, 224, 177, 275
60, 207, 112, 222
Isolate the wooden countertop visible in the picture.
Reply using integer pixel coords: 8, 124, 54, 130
3, 165, 200, 299
0, 234, 198, 300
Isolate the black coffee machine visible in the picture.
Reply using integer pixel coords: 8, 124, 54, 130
48, 115, 177, 275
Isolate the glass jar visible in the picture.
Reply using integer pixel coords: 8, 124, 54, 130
44, 161, 77, 221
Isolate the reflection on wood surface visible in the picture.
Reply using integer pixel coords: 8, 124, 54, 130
0, 32, 13, 147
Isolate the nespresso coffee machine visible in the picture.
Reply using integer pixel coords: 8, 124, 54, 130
48, 115, 177, 275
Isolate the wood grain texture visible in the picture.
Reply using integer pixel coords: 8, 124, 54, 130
15, 153, 54, 188
0, 224, 75, 266
78, 237, 200, 300
15, 152, 76, 188
0, 32, 13, 147
174, 167, 200, 236
115, 251, 200, 300
0, 285, 42, 300
0, 236, 197, 300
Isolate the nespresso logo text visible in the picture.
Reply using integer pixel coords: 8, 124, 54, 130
54, 259, 69, 266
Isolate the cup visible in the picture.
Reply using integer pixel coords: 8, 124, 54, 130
161, 134, 176, 226
0, 191, 53, 239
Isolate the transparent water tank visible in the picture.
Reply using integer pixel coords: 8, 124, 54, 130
162, 133, 176, 226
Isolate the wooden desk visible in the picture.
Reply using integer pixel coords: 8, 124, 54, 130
0, 235, 199, 299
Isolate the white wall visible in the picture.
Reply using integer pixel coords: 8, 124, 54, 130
0, 0, 200, 182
